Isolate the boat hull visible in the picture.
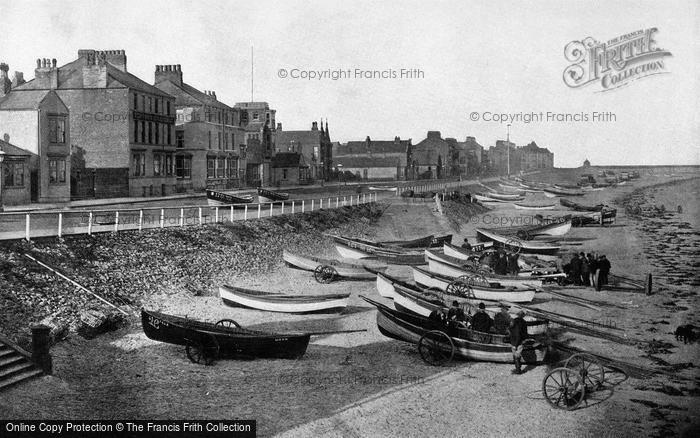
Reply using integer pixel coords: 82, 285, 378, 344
475, 228, 560, 256
219, 286, 349, 313
141, 309, 310, 359
416, 264, 538, 301
283, 250, 385, 279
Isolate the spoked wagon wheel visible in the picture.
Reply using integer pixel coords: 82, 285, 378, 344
467, 274, 490, 288
314, 265, 338, 283
446, 280, 472, 298
505, 239, 522, 254
542, 367, 585, 410
418, 330, 455, 366
564, 353, 605, 390
185, 335, 219, 366
215, 319, 241, 329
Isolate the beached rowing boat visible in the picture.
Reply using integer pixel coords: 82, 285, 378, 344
206, 189, 254, 206
257, 188, 290, 203
559, 198, 605, 211
282, 250, 386, 280
368, 186, 398, 192
333, 238, 427, 265
218, 285, 350, 313
542, 186, 585, 197
379, 233, 453, 248
482, 218, 572, 239
473, 192, 524, 202
363, 297, 548, 363
141, 308, 310, 361
475, 228, 561, 257
513, 202, 556, 210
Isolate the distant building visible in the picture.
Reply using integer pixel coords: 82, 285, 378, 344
276, 120, 332, 181
0, 135, 32, 206
517, 141, 554, 170
233, 102, 276, 186
488, 140, 553, 174
411, 131, 449, 179
0, 78, 71, 203
9, 50, 177, 198
271, 152, 310, 186
334, 136, 411, 180
153, 64, 244, 192
583, 158, 591, 167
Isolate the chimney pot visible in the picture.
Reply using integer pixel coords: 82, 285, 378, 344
52, 59, 57, 68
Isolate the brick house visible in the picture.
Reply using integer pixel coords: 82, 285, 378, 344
153, 65, 245, 192
11, 50, 177, 198
411, 131, 449, 179
275, 121, 332, 181
271, 152, 309, 186
334, 136, 411, 180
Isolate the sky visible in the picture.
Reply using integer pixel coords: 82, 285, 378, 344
0, 0, 698, 167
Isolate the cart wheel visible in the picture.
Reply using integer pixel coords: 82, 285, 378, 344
505, 239, 522, 254
564, 353, 605, 390
185, 335, 219, 366
516, 229, 531, 241
446, 280, 472, 298
467, 274, 490, 288
215, 318, 241, 329
418, 330, 455, 366
314, 265, 338, 283
542, 367, 585, 410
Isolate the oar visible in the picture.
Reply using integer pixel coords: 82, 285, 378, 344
23, 253, 130, 315
307, 329, 368, 336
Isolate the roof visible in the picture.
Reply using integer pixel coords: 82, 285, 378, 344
518, 141, 552, 154
14, 57, 172, 97
177, 82, 232, 110
0, 138, 32, 156
272, 152, 308, 168
277, 130, 323, 146
336, 155, 402, 168
337, 139, 409, 155
0, 89, 51, 110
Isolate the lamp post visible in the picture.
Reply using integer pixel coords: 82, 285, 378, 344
0, 149, 5, 212
506, 123, 511, 176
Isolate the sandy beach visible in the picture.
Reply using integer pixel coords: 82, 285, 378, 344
1, 170, 699, 437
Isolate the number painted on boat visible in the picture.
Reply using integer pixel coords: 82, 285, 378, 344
274, 337, 288, 342
147, 316, 169, 329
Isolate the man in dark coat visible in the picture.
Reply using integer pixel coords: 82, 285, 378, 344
570, 253, 581, 285
587, 253, 598, 289
461, 238, 472, 251
494, 252, 508, 275
447, 300, 466, 323
509, 310, 529, 374
598, 255, 611, 288
580, 252, 590, 286
493, 304, 512, 335
470, 302, 493, 333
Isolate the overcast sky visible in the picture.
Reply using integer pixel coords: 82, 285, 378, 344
1, 0, 698, 166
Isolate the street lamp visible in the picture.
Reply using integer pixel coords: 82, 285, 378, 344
336, 163, 343, 196
506, 123, 511, 176
0, 149, 5, 212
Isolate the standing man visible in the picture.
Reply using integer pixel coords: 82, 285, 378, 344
598, 255, 611, 288
494, 304, 513, 335
461, 238, 472, 251
580, 252, 590, 287
588, 253, 598, 290
470, 302, 494, 333
570, 253, 581, 285
509, 310, 529, 375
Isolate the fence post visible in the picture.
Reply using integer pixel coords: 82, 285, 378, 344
88, 212, 93, 235
215, 207, 219, 223
198, 207, 202, 226
292, 201, 295, 213
138, 210, 143, 231
302, 200, 305, 212
270, 202, 274, 217
320, 198, 323, 209
281, 202, 285, 214
244, 205, 248, 220
343, 196, 346, 206
230, 205, 234, 222
180, 208, 184, 227
114, 211, 119, 233
311, 199, 314, 211
336, 197, 339, 208
160, 209, 165, 228
57, 213, 63, 238
257, 204, 261, 219
25, 213, 30, 241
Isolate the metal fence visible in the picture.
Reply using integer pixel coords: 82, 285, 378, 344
0, 180, 472, 241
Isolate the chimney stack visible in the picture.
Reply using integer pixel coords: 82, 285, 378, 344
154, 64, 183, 87
34, 58, 59, 89
0, 63, 11, 98
81, 51, 107, 88
12, 71, 25, 88
276, 122, 282, 131
311, 121, 318, 130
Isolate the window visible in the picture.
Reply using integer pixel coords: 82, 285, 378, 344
3, 161, 24, 186
133, 93, 138, 110
167, 126, 172, 145
148, 97, 153, 113
49, 117, 66, 143
149, 122, 154, 144
155, 123, 160, 144
165, 154, 173, 176
283, 169, 288, 180
226, 157, 237, 178
133, 120, 138, 143
207, 157, 215, 178
176, 131, 184, 148
155, 98, 159, 114
252, 112, 259, 121
175, 155, 191, 179
133, 152, 146, 177
240, 112, 248, 124
49, 159, 66, 183
231, 133, 234, 150
166, 101, 171, 115
153, 153, 163, 176
208, 131, 212, 149
217, 157, 225, 178
313, 146, 319, 160
140, 121, 146, 143
217, 132, 221, 150
224, 132, 228, 149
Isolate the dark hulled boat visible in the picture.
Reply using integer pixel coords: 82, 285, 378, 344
257, 188, 290, 203
141, 308, 310, 360
206, 189, 254, 206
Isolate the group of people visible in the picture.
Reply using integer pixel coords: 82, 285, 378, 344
565, 252, 611, 290
461, 239, 521, 276
429, 301, 530, 374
